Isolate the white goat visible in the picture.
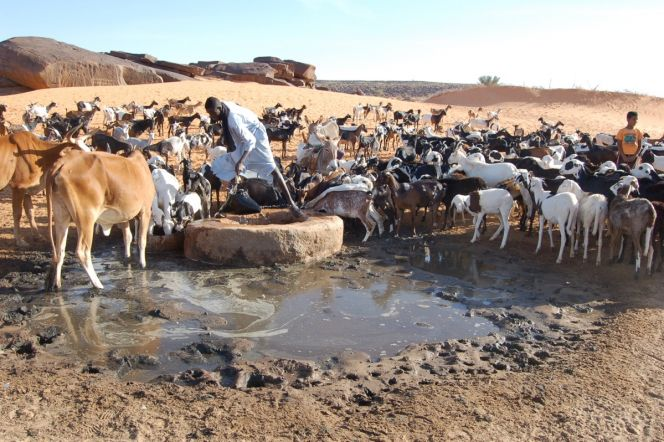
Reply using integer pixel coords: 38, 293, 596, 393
558, 179, 608, 265
530, 177, 579, 263
150, 169, 181, 235
126, 131, 155, 151
448, 146, 518, 187
160, 132, 190, 168
452, 188, 514, 249
594, 133, 616, 147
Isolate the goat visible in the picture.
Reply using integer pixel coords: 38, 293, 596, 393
159, 132, 190, 169
430, 106, 451, 132
530, 177, 579, 263
129, 118, 155, 138
607, 184, 656, 276
448, 146, 518, 187
266, 122, 299, 158
558, 179, 608, 265
168, 113, 200, 136
172, 192, 204, 231
338, 124, 366, 154
379, 172, 444, 236
150, 168, 181, 236
76, 96, 101, 112
439, 176, 488, 229
181, 158, 211, 218
451, 188, 513, 249
308, 190, 380, 242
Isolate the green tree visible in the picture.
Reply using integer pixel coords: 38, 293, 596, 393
478, 75, 501, 86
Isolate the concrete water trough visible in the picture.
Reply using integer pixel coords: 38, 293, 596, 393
183, 209, 344, 266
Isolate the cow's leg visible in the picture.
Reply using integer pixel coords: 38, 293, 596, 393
46, 214, 70, 291
22, 194, 40, 238
120, 222, 132, 260
137, 209, 151, 269
75, 219, 103, 289
12, 188, 28, 247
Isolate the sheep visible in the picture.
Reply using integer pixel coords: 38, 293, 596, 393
558, 179, 608, 265
607, 184, 656, 276
529, 177, 579, 263
451, 188, 514, 249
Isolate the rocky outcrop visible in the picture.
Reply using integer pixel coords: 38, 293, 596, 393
108, 51, 205, 77
284, 60, 316, 86
253, 57, 316, 87
0, 37, 168, 89
212, 62, 276, 77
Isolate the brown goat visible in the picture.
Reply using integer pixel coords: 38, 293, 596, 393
309, 190, 378, 242
608, 185, 656, 276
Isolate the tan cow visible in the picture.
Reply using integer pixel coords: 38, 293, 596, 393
0, 128, 90, 246
45, 150, 155, 290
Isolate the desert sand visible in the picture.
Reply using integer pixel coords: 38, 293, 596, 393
1, 80, 663, 440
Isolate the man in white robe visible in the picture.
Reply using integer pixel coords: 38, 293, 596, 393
205, 97, 304, 217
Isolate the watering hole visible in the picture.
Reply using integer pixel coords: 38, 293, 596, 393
23, 241, 518, 381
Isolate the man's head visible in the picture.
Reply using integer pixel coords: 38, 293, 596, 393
205, 97, 223, 122
626, 111, 638, 128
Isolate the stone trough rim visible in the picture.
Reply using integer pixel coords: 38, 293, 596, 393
183, 210, 344, 267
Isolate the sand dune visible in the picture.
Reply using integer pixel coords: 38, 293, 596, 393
428, 86, 664, 136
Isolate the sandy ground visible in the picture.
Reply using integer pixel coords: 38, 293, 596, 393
1, 80, 664, 440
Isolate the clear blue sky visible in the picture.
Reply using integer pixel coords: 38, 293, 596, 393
2, 0, 663, 96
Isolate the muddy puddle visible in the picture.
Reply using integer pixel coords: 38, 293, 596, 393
20, 240, 515, 381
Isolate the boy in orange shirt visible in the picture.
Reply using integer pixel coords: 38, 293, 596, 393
616, 111, 642, 167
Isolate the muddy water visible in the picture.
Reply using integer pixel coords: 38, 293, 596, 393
25, 241, 502, 380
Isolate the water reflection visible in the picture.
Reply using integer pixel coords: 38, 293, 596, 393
28, 247, 497, 379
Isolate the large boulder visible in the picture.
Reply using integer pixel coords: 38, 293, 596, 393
253, 56, 284, 64
212, 62, 276, 78
208, 71, 293, 87
0, 37, 166, 89
284, 59, 316, 85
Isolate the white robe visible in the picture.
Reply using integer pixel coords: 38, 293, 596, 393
211, 101, 277, 183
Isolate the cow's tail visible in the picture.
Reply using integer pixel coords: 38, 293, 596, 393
46, 170, 55, 256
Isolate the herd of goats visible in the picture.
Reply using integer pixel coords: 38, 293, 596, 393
2, 94, 664, 290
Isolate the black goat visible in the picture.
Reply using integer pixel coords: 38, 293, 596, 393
129, 118, 155, 137
266, 123, 299, 158
438, 176, 487, 229
168, 113, 200, 136
181, 159, 212, 218
91, 133, 132, 154
201, 163, 223, 208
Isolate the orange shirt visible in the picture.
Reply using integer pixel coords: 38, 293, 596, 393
616, 127, 642, 155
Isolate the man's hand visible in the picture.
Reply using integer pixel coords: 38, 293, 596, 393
235, 160, 245, 176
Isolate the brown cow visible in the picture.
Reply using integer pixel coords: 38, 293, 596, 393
0, 128, 91, 246
45, 150, 155, 290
